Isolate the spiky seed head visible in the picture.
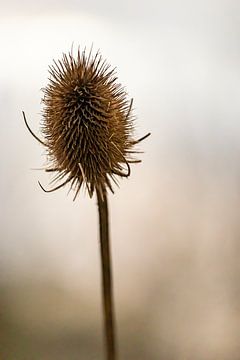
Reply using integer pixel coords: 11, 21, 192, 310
42, 49, 139, 199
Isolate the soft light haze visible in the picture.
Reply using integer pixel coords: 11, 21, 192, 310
1, 1, 240, 359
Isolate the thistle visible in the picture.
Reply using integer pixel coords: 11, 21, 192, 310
23, 48, 150, 360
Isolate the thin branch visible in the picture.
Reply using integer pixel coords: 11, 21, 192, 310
97, 188, 117, 360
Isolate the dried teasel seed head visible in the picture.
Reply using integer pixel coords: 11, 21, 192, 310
39, 49, 148, 199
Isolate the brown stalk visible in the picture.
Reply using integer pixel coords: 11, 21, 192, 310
97, 188, 116, 360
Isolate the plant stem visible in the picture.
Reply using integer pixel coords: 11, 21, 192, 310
97, 189, 117, 360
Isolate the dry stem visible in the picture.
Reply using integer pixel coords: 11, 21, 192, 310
97, 189, 117, 360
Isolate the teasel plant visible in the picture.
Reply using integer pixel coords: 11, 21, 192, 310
23, 47, 150, 360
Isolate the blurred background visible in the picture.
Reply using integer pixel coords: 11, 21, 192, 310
1, 0, 240, 359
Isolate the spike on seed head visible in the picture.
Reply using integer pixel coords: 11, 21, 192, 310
40, 48, 145, 199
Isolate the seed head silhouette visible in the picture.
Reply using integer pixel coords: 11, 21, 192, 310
23, 47, 150, 360
23, 49, 150, 199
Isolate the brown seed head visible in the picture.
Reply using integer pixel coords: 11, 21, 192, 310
41, 49, 144, 199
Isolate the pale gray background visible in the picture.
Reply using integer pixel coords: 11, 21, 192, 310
1, 1, 240, 359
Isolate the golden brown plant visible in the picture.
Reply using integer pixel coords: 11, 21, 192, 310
23, 48, 150, 360
24, 49, 149, 200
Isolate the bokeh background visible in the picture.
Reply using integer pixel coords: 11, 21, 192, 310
1, 1, 240, 359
